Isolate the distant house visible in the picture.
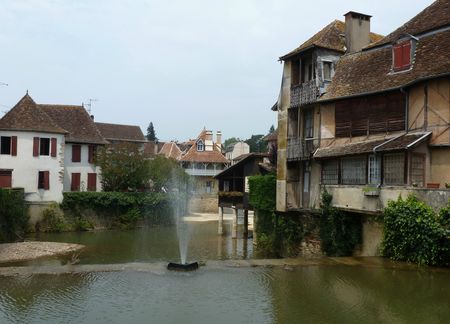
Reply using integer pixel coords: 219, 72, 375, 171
95, 122, 146, 147
225, 141, 249, 164
143, 141, 165, 159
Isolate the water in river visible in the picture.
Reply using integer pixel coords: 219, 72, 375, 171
0, 221, 449, 323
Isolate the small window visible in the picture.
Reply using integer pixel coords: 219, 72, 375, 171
393, 41, 411, 71
223, 180, 230, 192
197, 140, 204, 152
38, 171, 50, 190
71, 173, 81, 191
0, 170, 12, 188
87, 173, 97, 191
303, 109, 314, 139
206, 181, 212, 193
322, 159, 339, 184
0, 137, 11, 155
72, 145, 81, 162
384, 153, 405, 185
341, 156, 366, 185
323, 61, 333, 81
39, 138, 50, 156
368, 155, 381, 185
410, 153, 425, 187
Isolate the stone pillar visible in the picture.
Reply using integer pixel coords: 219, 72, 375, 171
218, 206, 224, 235
232, 208, 238, 239
243, 209, 248, 238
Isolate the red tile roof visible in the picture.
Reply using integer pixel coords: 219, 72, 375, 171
0, 94, 67, 134
159, 142, 182, 160
95, 122, 145, 142
179, 129, 228, 164
280, 20, 383, 60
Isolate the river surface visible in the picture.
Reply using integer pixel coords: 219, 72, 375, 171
0, 221, 449, 323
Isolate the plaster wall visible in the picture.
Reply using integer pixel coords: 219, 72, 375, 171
0, 130, 65, 202
64, 143, 102, 192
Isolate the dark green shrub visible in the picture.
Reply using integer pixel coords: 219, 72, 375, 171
437, 202, 450, 267
381, 195, 442, 266
320, 190, 361, 256
0, 188, 28, 242
41, 204, 69, 232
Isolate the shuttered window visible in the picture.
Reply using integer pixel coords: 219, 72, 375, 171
71, 173, 81, 191
39, 138, 50, 156
393, 41, 411, 71
72, 145, 81, 162
341, 156, 366, 185
51, 138, 57, 157
0, 170, 12, 188
87, 173, 97, 191
38, 171, 50, 190
0, 137, 12, 155
383, 153, 405, 185
322, 160, 339, 184
88, 145, 96, 163
33, 137, 39, 156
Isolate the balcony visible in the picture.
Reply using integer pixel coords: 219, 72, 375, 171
184, 168, 223, 176
287, 138, 318, 161
290, 79, 319, 108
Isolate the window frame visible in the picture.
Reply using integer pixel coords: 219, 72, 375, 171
393, 40, 411, 72
196, 140, 204, 152
72, 144, 81, 163
39, 138, 50, 156
38, 171, 50, 190
383, 152, 406, 185
0, 136, 11, 155
341, 155, 367, 185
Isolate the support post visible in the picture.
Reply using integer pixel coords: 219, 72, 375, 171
232, 208, 238, 239
218, 206, 224, 235
243, 209, 248, 238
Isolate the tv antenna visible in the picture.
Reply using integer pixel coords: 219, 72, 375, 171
0, 82, 8, 86
85, 98, 98, 114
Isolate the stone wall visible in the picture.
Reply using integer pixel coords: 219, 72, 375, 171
188, 194, 218, 213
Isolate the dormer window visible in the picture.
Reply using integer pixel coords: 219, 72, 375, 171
196, 140, 204, 151
393, 40, 411, 72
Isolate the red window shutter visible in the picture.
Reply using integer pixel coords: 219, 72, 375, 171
87, 173, 97, 191
11, 136, 17, 156
393, 44, 403, 70
88, 145, 94, 163
0, 171, 12, 188
71, 173, 81, 191
51, 138, 57, 157
33, 137, 39, 156
72, 145, 81, 162
43, 171, 50, 190
402, 41, 411, 68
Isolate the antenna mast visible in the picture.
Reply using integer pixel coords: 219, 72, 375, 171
85, 98, 98, 114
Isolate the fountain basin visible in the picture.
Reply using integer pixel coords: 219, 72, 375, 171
167, 262, 199, 271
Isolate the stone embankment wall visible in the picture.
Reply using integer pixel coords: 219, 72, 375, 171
188, 194, 218, 213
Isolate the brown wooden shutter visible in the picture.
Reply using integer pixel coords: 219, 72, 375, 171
43, 171, 50, 190
88, 145, 94, 163
393, 44, 403, 70
33, 137, 39, 156
72, 145, 81, 162
0, 171, 12, 188
87, 173, 97, 191
402, 42, 411, 68
51, 138, 57, 157
71, 173, 81, 191
11, 136, 17, 156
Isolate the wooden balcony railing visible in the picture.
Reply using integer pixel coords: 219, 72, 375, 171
287, 138, 318, 161
290, 79, 319, 108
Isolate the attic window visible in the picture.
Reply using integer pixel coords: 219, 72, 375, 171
323, 61, 333, 81
197, 140, 204, 151
393, 41, 411, 71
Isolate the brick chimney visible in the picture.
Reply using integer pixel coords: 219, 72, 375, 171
344, 11, 372, 53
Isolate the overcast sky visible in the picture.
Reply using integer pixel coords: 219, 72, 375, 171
0, 0, 433, 141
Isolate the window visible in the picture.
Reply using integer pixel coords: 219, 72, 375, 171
71, 173, 81, 191
0, 170, 12, 188
223, 180, 230, 192
206, 181, 212, 193
87, 173, 97, 191
196, 140, 204, 152
88, 145, 97, 163
323, 61, 333, 81
410, 153, 425, 187
393, 41, 411, 71
0, 137, 11, 155
72, 145, 81, 162
383, 153, 405, 185
368, 155, 381, 185
291, 59, 300, 86
38, 171, 49, 190
303, 109, 313, 139
341, 156, 366, 185
39, 138, 50, 156
322, 160, 339, 184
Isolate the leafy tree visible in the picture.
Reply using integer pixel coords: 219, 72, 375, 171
148, 155, 190, 192
96, 143, 151, 191
146, 122, 157, 141
223, 137, 240, 149
245, 134, 266, 153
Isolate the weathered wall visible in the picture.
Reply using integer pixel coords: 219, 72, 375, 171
430, 148, 450, 186
188, 194, 218, 213
358, 215, 383, 257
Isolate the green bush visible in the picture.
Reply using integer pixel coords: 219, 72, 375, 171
41, 203, 69, 232
381, 195, 446, 266
0, 188, 28, 242
248, 174, 276, 211
320, 190, 361, 256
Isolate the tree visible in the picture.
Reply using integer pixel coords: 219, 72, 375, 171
245, 134, 266, 153
146, 122, 157, 141
269, 124, 275, 134
148, 155, 190, 192
223, 137, 240, 149
96, 143, 151, 191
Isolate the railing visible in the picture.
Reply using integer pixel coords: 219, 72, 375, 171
290, 79, 319, 108
287, 138, 318, 161
185, 168, 223, 176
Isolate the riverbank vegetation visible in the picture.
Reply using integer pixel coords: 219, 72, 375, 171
249, 173, 303, 257
382, 195, 450, 267
0, 188, 28, 243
